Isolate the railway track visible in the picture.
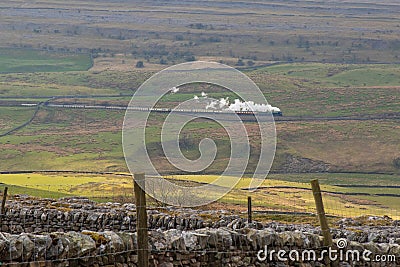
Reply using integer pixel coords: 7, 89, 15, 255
0, 99, 399, 137
0, 104, 41, 137
1, 101, 399, 122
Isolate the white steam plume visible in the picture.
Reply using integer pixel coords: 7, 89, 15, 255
193, 91, 281, 113
205, 98, 280, 112
228, 99, 281, 112
170, 87, 179, 94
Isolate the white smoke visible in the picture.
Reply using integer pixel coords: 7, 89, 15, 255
193, 92, 281, 113
219, 97, 230, 108
170, 87, 179, 94
205, 100, 218, 110
228, 99, 281, 112
205, 98, 227, 110
205, 97, 280, 113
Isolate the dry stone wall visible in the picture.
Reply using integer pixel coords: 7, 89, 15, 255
1, 196, 212, 234
0, 228, 399, 266
1, 196, 400, 266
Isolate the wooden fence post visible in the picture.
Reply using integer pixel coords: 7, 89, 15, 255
1, 187, 8, 215
247, 196, 252, 223
134, 173, 149, 267
311, 179, 333, 266
0, 187, 8, 226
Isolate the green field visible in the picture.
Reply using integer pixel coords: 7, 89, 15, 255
0, 48, 92, 73
0, 69, 151, 97
1, 172, 399, 220
260, 63, 400, 87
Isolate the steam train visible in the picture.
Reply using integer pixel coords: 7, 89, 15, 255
42, 103, 283, 116
145, 107, 283, 116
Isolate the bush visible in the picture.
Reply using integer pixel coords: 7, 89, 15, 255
235, 59, 245, 66
136, 61, 144, 68
159, 58, 168, 65
184, 55, 196, 62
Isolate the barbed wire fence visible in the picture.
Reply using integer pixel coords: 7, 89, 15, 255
0, 177, 400, 266
1, 178, 399, 221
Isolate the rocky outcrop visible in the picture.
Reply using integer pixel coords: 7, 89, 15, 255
275, 154, 330, 173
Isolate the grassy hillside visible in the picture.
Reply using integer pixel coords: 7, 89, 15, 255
1, 63, 398, 116
0, 106, 399, 174
250, 63, 400, 116
1, 1, 400, 64
0, 107, 37, 134
0, 62, 398, 189
0, 67, 398, 220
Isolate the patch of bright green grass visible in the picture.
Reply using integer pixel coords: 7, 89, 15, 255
0, 48, 92, 73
